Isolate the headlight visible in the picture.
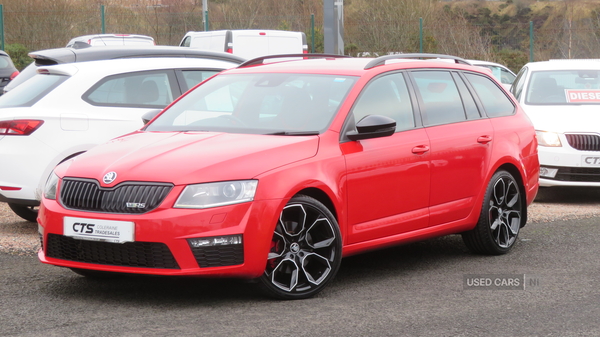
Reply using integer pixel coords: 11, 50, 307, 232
536, 131, 562, 147
43, 173, 60, 200
174, 180, 258, 209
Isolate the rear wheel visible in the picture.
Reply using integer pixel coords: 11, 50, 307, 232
462, 170, 524, 255
258, 195, 342, 300
8, 203, 39, 223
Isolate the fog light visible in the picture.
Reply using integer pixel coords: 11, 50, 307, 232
188, 235, 243, 247
539, 167, 558, 178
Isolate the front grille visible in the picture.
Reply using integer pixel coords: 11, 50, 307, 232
46, 234, 180, 269
190, 245, 244, 268
60, 178, 173, 214
565, 134, 600, 151
552, 167, 600, 182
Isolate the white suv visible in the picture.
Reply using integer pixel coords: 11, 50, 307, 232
511, 59, 600, 187
0, 56, 240, 221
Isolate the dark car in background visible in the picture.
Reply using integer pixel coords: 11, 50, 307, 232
0, 50, 20, 95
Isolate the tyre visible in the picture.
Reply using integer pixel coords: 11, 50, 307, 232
258, 195, 342, 300
8, 203, 39, 223
462, 170, 524, 255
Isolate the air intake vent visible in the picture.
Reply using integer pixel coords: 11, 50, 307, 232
190, 245, 244, 268
60, 178, 172, 213
46, 234, 180, 269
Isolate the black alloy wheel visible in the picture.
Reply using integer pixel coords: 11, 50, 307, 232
462, 170, 524, 255
258, 195, 342, 300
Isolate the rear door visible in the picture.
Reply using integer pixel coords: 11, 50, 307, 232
409, 70, 494, 226
233, 31, 270, 59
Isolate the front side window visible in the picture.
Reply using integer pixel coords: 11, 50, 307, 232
412, 71, 466, 126
465, 73, 515, 117
511, 66, 528, 100
525, 69, 600, 105
83, 71, 174, 108
180, 36, 191, 47
351, 73, 415, 132
146, 73, 358, 135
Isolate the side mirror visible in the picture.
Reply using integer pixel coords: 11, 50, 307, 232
347, 115, 396, 141
142, 109, 162, 125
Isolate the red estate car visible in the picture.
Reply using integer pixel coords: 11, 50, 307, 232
38, 54, 539, 299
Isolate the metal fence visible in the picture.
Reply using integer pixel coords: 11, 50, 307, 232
2, 4, 599, 73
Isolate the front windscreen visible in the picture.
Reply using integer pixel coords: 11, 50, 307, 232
145, 73, 357, 135
525, 69, 600, 105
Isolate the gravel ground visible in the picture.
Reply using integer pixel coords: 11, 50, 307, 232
2, 186, 600, 257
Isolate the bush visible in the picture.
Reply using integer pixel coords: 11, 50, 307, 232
4, 44, 32, 71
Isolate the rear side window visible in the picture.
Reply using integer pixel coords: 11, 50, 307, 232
0, 55, 12, 69
412, 71, 467, 126
351, 73, 415, 132
0, 73, 68, 108
465, 73, 515, 117
83, 71, 175, 108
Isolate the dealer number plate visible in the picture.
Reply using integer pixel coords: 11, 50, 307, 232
63, 216, 135, 243
582, 156, 600, 167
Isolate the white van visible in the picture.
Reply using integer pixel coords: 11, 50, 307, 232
179, 29, 307, 59
66, 34, 155, 48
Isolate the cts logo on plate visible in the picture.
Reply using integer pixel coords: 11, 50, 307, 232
103, 171, 117, 184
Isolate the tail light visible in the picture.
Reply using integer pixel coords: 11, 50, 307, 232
0, 120, 44, 135
10, 71, 19, 80
0, 186, 21, 191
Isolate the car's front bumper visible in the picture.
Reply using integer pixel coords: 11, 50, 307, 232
38, 196, 282, 279
538, 145, 600, 187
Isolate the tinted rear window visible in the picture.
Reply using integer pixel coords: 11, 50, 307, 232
0, 73, 68, 108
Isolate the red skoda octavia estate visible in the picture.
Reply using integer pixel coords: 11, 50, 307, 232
38, 54, 539, 299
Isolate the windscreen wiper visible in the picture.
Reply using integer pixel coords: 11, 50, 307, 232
265, 131, 320, 136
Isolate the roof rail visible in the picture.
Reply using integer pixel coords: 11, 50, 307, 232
364, 53, 471, 70
238, 53, 351, 68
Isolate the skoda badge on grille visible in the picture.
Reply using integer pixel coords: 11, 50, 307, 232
103, 171, 117, 184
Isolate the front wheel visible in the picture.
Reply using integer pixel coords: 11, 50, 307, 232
8, 203, 39, 223
462, 170, 524, 255
258, 195, 342, 300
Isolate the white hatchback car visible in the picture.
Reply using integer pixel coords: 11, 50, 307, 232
0, 56, 241, 221
511, 59, 600, 187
